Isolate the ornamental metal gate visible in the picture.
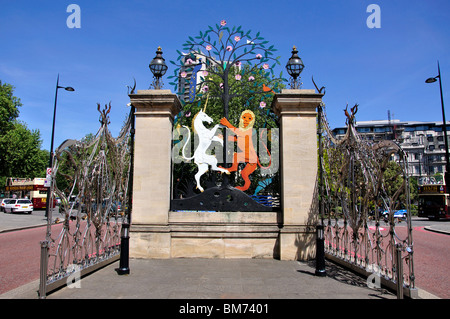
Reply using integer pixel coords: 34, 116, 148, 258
39, 103, 132, 298
318, 102, 416, 297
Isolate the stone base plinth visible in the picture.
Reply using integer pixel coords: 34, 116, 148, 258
130, 211, 317, 260
279, 225, 316, 260
130, 211, 280, 259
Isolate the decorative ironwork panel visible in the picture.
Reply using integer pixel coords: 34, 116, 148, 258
39, 103, 132, 297
168, 21, 284, 212
319, 102, 415, 295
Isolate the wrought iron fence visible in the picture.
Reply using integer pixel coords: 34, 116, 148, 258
39, 103, 132, 298
319, 103, 416, 297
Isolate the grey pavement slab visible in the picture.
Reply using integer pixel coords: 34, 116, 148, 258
41, 258, 397, 299
1, 258, 440, 301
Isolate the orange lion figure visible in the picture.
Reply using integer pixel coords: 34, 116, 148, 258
220, 110, 259, 191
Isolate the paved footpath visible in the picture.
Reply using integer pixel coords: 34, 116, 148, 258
1, 257, 440, 300
0, 212, 445, 301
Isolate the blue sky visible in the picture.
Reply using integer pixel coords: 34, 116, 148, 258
1, 0, 449, 150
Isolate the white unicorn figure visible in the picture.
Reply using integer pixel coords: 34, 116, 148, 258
181, 101, 229, 192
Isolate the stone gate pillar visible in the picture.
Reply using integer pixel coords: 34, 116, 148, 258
128, 90, 180, 258
272, 89, 324, 260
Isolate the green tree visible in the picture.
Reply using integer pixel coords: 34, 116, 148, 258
0, 121, 48, 184
0, 81, 22, 136
0, 81, 48, 186
383, 160, 415, 209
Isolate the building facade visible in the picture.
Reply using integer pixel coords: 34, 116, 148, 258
177, 52, 241, 102
332, 120, 450, 178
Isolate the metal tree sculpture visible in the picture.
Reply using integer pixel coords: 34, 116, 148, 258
319, 103, 415, 296
168, 20, 284, 210
168, 20, 285, 122
39, 102, 132, 297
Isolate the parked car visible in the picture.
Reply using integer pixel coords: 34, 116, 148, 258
1, 198, 13, 212
3, 199, 34, 214
3, 199, 16, 213
394, 209, 408, 219
381, 209, 407, 220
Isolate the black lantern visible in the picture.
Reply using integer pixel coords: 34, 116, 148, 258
149, 46, 168, 89
286, 46, 304, 89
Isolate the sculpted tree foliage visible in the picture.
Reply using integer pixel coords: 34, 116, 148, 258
168, 20, 285, 200
168, 20, 286, 128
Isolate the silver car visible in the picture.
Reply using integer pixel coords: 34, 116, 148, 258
1, 198, 13, 212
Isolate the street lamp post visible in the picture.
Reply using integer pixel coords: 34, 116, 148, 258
45, 74, 74, 223
40, 74, 74, 298
426, 61, 449, 186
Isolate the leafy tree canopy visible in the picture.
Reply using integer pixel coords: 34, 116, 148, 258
0, 81, 48, 186
0, 80, 22, 136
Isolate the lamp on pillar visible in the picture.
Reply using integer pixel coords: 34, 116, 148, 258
149, 46, 168, 89
426, 61, 449, 187
286, 46, 304, 89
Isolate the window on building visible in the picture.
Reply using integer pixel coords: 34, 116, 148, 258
356, 127, 371, 133
429, 145, 435, 151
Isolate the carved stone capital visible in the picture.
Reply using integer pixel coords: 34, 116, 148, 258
129, 90, 181, 121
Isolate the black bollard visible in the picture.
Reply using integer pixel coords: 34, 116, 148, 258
116, 223, 130, 275
315, 224, 326, 277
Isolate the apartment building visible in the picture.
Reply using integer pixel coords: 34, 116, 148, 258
178, 52, 241, 102
332, 120, 450, 177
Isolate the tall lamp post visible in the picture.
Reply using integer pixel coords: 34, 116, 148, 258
40, 74, 74, 298
45, 74, 74, 222
426, 61, 449, 186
